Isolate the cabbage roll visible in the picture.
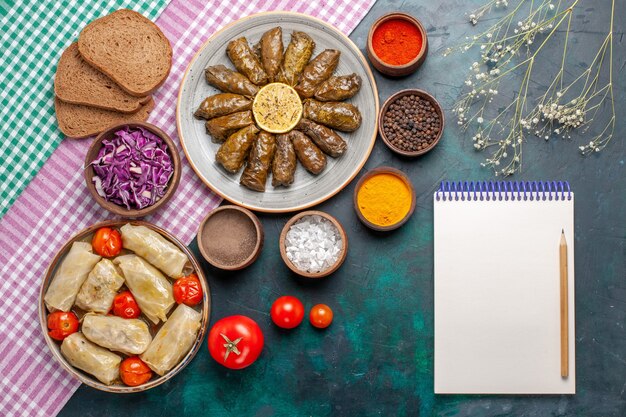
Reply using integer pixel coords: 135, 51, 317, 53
227, 37, 268, 86
205, 111, 254, 143
75, 259, 124, 314
314, 73, 362, 102
302, 99, 362, 132
194, 93, 252, 120
140, 304, 202, 376
120, 224, 188, 278
240, 131, 276, 192
82, 314, 152, 355
114, 254, 174, 324
291, 130, 326, 175
272, 133, 297, 187
61, 333, 121, 385
296, 118, 346, 157
44, 242, 101, 312
204, 64, 259, 97
276, 31, 315, 86
215, 125, 259, 173
295, 49, 340, 98
258, 27, 283, 82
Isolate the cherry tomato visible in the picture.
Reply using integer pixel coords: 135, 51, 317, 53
173, 274, 203, 306
309, 304, 333, 329
208, 315, 264, 370
91, 227, 122, 257
112, 291, 141, 319
47, 311, 79, 341
270, 296, 304, 329
120, 357, 153, 386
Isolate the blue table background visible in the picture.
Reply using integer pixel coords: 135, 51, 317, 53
61, 0, 625, 416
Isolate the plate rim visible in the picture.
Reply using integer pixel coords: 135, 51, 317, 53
176, 10, 379, 213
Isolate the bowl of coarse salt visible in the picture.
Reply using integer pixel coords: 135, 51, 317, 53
279, 211, 348, 279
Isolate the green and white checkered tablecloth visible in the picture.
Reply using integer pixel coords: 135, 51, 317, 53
0, 0, 170, 218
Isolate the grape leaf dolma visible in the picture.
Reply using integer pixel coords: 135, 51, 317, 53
227, 37, 268, 86
240, 131, 276, 192
216, 125, 259, 173
296, 118, 346, 157
291, 130, 326, 175
257, 27, 283, 82
302, 99, 362, 132
295, 49, 340, 98
272, 133, 297, 187
205, 111, 254, 143
314, 73, 362, 102
194, 93, 252, 120
276, 31, 315, 86
204, 65, 259, 97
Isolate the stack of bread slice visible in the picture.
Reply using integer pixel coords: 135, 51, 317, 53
54, 9, 172, 138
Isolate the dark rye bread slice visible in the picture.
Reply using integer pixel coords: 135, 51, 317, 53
55, 43, 150, 113
55, 97, 154, 139
77, 9, 172, 97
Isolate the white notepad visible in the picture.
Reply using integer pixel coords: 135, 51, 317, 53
434, 181, 575, 394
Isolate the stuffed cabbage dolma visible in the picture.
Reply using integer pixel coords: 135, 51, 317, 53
295, 49, 340, 98
205, 111, 254, 143
227, 37, 268, 86
82, 314, 152, 355
314, 73, 362, 102
75, 259, 124, 314
291, 130, 326, 175
240, 131, 276, 192
114, 255, 174, 324
140, 304, 202, 376
258, 27, 283, 82
204, 65, 259, 97
296, 118, 346, 157
302, 99, 362, 132
194, 93, 252, 120
61, 333, 121, 385
276, 31, 315, 86
272, 133, 297, 187
44, 242, 101, 312
216, 125, 260, 173
120, 224, 189, 278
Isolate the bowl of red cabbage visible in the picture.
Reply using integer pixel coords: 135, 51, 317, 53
85, 122, 181, 217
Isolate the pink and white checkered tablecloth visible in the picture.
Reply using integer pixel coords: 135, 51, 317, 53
0, 0, 376, 415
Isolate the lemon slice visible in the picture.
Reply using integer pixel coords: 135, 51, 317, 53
252, 83, 303, 134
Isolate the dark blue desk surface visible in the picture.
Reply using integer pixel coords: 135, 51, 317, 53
61, 1, 625, 416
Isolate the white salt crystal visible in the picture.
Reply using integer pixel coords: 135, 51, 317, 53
285, 215, 343, 273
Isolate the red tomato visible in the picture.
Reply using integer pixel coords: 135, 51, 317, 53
309, 304, 333, 329
173, 274, 203, 306
112, 291, 141, 319
208, 315, 264, 370
47, 311, 79, 341
120, 357, 152, 386
91, 227, 122, 257
270, 296, 304, 329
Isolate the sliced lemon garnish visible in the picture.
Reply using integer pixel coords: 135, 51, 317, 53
252, 83, 303, 134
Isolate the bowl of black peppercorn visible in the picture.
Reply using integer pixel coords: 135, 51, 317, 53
378, 89, 444, 157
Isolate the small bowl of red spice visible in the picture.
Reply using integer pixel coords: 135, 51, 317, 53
367, 12, 428, 77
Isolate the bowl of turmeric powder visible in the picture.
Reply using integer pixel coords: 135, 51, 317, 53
353, 167, 416, 231
366, 12, 428, 77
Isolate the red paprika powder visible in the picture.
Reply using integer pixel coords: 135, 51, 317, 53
372, 19, 423, 66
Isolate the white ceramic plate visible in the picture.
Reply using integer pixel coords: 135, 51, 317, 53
177, 11, 379, 213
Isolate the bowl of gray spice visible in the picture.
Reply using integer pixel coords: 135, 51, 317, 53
378, 89, 444, 156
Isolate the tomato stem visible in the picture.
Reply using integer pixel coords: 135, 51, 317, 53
220, 333, 242, 362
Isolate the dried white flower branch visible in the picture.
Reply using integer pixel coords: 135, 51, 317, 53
445, 0, 616, 175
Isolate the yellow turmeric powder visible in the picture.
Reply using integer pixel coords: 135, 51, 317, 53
357, 173, 411, 226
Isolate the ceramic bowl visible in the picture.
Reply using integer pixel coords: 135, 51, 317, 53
353, 166, 416, 231
84, 122, 181, 218
279, 210, 348, 279
197, 205, 264, 270
366, 12, 429, 77
378, 89, 445, 157
39, 220, 210, 393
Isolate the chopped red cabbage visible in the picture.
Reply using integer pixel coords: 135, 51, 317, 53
91, 127, 174, 210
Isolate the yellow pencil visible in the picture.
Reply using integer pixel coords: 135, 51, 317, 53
560, 229, 568, 378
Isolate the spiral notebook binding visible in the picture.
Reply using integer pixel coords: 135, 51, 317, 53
435, 181, 571, 201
